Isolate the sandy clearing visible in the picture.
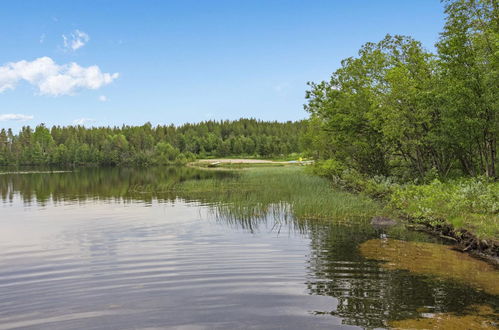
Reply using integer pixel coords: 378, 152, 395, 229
196, 158, 285, 164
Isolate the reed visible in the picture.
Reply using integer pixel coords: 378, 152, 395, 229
176, 167, 388, 223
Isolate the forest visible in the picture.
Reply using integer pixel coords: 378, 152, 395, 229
305, 0, 498, 181
0, 119, 305, 166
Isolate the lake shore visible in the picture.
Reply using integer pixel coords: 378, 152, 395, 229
188, 163, 499, 264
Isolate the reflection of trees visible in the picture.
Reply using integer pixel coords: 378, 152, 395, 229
305, 222, 496, 328
0, 167, 232, 205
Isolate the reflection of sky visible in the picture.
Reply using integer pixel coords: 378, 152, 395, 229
1, 195, 345, 329
1, 197, 232, 264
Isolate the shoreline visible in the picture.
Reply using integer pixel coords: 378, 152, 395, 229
405, 218, 499, 267
191, 162, 499, 265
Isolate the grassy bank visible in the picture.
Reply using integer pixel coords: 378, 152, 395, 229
312, 162, 498, 241
390, 179, 498, 239
176, 166, 387, 223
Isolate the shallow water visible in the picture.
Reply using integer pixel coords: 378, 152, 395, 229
0, 167, 497, 329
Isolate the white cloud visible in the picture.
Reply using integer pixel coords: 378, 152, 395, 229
0, 57, 119, 96
73, 118, 96, 126
63, 30, 90, 51
98, 95, 108, 102
0, 114, 34, 122
39, 33, 46, 44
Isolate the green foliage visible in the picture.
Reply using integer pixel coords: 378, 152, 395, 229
314, 159, 499, 238
305, 0, 498, 180
154, 142, 180, 164
437, 0, 498, 178
311, 159, 347, 179
390, 178, 499, 238
0, 119, 306, 167
312, 162, 398, 199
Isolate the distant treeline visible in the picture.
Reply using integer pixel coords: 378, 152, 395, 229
0, 119, 306, 166
305, 0, 498, 180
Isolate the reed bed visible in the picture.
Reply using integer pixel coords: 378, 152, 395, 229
176, 167, 387, 223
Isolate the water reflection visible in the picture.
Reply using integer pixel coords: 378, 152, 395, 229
308, 227, 498, 328
0, 167, 497, 329
0, 167, 233, 205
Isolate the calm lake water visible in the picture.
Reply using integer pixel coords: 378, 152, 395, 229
0, 167, 497, 329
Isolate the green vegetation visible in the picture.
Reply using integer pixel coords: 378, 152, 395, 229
305, 0, 498, 180
176, 166, 385, 223
0, 119, 306, 166
304, 0, 498, 240
390, 178, 499, 238
310, 163, 498, 239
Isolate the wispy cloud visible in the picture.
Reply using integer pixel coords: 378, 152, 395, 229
98, 95, 108, 102
73, 118, 96, 126
0, 57, 119, 96
39, 33, 46, 44
62, 30, 90, 51
0, 114, 34, 122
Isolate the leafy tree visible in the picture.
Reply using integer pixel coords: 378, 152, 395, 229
437, 0, 498, 178
305, 0, 498, 180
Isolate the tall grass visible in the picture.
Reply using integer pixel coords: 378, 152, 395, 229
176, 167, 386, 223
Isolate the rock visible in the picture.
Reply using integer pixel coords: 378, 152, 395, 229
370, 216, 397, 227
480, 240, 489, 249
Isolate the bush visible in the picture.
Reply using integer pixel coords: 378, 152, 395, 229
389, 178, 499, 238
312, 160, 398, 199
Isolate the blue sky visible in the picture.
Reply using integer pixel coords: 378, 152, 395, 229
0, 0, 445, 131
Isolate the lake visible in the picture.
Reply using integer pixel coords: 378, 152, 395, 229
0, 167, 497, 329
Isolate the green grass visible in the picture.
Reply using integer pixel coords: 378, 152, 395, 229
175, 166, 388, 223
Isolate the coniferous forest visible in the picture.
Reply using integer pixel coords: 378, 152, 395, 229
0, 119, 306, 166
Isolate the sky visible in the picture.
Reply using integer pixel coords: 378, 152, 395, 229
0, 0, 446, 131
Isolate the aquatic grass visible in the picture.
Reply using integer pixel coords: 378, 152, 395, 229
175, 167, 388, 223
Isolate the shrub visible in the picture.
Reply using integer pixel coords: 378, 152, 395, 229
389, 178, 499, 238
